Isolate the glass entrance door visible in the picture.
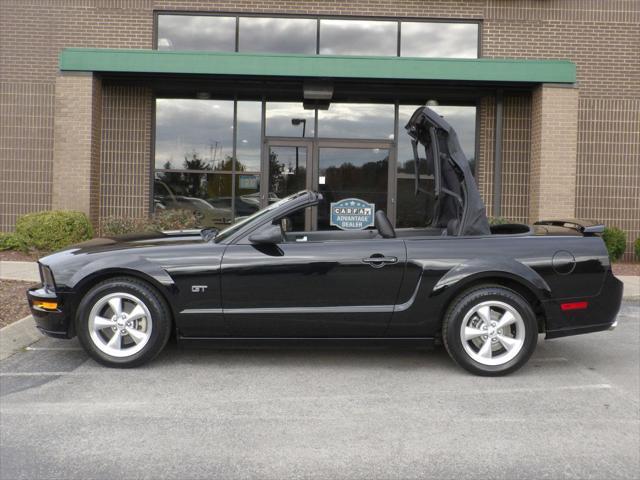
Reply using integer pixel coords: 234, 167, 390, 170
262, 138, 395, 230
315, 141, 395, 230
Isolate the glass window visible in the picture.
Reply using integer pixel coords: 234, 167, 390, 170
319, 19, 397, 56
157, 15, 236, 51
268, 146, 307, 201
401, 22, 478, 58
318, 147, 389, 229
396, 105, 476, 228
318, 103, 394, 139
239, 17, 317, 54
265, 102, 315, 138
235, 174, 261, 219
154, 172, 234, 228
155, 99, 234, 171
236, 101, 262, 172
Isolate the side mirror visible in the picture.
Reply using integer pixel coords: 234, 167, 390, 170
248, 224, 282, 245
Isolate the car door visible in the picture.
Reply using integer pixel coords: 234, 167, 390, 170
220, 236, 406, 338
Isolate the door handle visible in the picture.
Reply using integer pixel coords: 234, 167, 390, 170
362, 255, 398, 268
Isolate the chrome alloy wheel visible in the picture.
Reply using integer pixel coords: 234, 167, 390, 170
459, 300, 525, 366
88, 292, 153, 358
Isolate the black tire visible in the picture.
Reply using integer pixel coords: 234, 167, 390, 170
442, 285, 538, 376
75, 277, 172, 368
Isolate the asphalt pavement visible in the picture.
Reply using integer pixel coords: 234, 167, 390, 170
1, 301, 639, 480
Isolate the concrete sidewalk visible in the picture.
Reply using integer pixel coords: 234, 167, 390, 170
1, 260, 639, 299
0, 261, 39, 282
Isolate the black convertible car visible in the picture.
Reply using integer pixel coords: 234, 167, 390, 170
27, 107, 623, 375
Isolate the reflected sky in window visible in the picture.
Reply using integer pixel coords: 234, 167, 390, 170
320, 19, 397, 56
155, 99, 234, 171
401, 22, 478, 58
157, 15, 236, 51
239, 17, 317, 54
265, 102, 315, 137
236, 101, 262, 172
318, 103, 394, 139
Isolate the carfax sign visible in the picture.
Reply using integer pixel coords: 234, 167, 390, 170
330, 198, 375, 230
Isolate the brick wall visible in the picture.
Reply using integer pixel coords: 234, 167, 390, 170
99, 85, 153, 222
529, 85, 579, 221
51, 73, 102, 222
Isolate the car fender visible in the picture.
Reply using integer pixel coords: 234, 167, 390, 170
68, 254, 176, 294
432, 256, 552, 301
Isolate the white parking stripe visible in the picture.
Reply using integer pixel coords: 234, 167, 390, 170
24, 347, 83, 351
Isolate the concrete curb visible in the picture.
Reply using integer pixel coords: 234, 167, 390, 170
0, 315, 43, 360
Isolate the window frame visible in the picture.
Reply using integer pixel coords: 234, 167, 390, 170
153, 11, 482, 58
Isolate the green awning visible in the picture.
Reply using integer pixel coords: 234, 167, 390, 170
59, 48, 576, 84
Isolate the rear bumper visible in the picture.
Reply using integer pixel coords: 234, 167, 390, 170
26, 286, 74, 339
544, 270, 623, 339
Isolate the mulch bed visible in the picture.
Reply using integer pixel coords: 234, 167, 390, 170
0, 280, 34, 328
613, 263, 640, 276
0, 250, 41, 262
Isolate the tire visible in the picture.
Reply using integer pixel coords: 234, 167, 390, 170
442, 285, 538, 376
75, 277, 172, 368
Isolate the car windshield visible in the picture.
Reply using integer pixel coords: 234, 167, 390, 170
213, 191, 309, 243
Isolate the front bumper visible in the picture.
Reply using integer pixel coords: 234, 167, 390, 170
26, 286, 73, 339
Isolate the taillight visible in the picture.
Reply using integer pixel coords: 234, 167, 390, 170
561, 301, 588, 311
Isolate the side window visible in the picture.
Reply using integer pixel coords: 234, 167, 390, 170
280, 207, 308, 234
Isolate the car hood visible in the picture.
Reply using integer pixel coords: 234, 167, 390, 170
39, 230, 218, 289
43, 231, 206, 259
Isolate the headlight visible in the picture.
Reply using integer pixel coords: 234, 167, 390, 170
40, 264, 56, 291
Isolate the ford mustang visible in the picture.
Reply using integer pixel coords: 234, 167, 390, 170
27, 107, 623, 375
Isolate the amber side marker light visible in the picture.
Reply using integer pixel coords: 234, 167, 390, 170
560, 301, 588, 311
33, 300, 58, 311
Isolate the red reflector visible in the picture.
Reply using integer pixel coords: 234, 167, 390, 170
561, 301, 588, 311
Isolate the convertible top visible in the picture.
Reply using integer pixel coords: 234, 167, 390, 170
405, 107, 490, 236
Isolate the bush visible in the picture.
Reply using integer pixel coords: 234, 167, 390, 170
14, 211, 93, 252
0, 232, 25, 251
602, 227, 626, 262
100, 209, 200, 237
488, 216, 511, 225
635, 238, 640, 261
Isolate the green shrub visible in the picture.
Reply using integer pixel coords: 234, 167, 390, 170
15, 211, 93, 252
151, 209, 200, 231
488, 216, 511, 225
635, 237, 640, 261
0, 232, 25, 251
602, 227, 626, 262
100, 209, 200, 237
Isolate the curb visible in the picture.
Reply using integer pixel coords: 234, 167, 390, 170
0, 315, 43, 360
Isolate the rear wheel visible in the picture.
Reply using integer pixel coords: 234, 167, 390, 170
76, 277, 172, 368
442, 285, 538, 376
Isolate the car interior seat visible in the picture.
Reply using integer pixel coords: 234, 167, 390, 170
375, 210, 396, 238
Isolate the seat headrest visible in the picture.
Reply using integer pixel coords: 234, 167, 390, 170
375, 210, 396, 239
447, 218, 459, 236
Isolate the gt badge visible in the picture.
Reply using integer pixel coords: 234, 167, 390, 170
191, 285, 208, 293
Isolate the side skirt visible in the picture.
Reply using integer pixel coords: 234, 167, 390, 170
176, 336, 437, 349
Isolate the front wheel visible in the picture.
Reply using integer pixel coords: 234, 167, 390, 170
76, 277, 172, 368
442, 285, 538, 376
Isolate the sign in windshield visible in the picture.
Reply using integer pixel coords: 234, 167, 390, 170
330, 198, 375, 230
